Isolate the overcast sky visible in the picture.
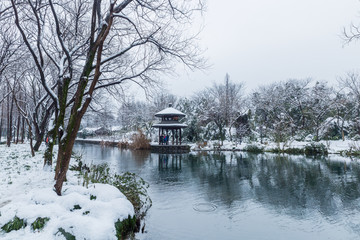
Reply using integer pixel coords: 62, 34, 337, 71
162, 0, 360, 97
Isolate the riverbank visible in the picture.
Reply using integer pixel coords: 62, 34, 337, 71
75, 137, 360, 157
0, 144, 134, 239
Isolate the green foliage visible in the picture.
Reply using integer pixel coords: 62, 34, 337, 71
57, 228, 76, 240
304, 143, 328, 155
92, 163, 110, 181
31, 217, 50, 231
82, 211, 90, 215
270, 147, 304, 155
115, 215, 137, 239
243, 144, 264, 153
90, 194, 97, 200
1, 216, 26, 233
112, 172, 152, 220
71, 158, 151, 223
71, 204, 82, 211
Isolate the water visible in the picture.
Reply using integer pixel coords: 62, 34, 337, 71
73, 143, 360, 240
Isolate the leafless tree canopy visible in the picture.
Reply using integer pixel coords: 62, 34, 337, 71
2, 0, 206, 194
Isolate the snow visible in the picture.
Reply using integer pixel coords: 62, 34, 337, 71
152, 123, 188, 128
189, 138, 360, 156
154, 107, 186, 117
0, 144, 134, 240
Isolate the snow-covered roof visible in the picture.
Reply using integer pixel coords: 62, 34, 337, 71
154, 107, 186, 117
152, 123, 188, 128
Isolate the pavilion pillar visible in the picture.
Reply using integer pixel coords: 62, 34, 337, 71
172, 129, 174, 145
158, 128, 160, 144
175, 129, 177, 145
179, 128, 182, 145
166, 129, 169, 145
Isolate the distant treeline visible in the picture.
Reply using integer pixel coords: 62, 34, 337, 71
83, 73, 360, 144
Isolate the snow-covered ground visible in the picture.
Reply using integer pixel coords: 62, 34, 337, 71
0, 144, 134, 240
189, 139, 360, 154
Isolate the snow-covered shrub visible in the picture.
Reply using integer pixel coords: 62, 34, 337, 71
270, 147, 304, 155
1, 216, 26, 233
31, 217, 50, 231
115, 215, 137, 239
71, 160, 151, 229
56, 227, 75, 240
304, 143, 328, 155
321, 120, 343, 140
243, 144, 264, 153
341, 142, 360, 157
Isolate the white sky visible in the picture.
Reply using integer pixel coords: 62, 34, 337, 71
162, 0, 360, 97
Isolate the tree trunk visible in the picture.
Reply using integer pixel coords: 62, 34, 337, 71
54, 111, 84, 195
34, 104, 54, 151
28, 125, 35, 157
21, 116, 25, 143
0, 103, 3, 143
7, 91, 14, 147
16, 115, 20, 144
54, 39, 105, 195
44, 125, 57, 167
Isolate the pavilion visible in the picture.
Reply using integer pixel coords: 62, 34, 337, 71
151, 104, 190, 152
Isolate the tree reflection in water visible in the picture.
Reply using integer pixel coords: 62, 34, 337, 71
153, 152, 360, 220
73, 143, 360, 239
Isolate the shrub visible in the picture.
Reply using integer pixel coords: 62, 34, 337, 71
196, 141, 207, 149
115, 215, 137, 239
284, 148, 304, 155
57, 228, 76, 240
112, 172, 152, 221
1, 216, 26, 233
100, 140, 112, 147
117, 141, 130, 149
70, 204, 82, 211
304, 143, 328, 155
243, 144, 264, 153
270, 147, 304, 155
71, 160, 151, 233
342, 142, 360, 156
31, 217, 50, 231
130, 130, 150, 150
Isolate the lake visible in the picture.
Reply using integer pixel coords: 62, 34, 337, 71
73, 143, 360, 240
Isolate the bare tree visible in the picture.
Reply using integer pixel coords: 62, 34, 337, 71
338, 72, 360, 138
9, 79, 36, 156
10, 0, 205, 195
194, 74, 244, 144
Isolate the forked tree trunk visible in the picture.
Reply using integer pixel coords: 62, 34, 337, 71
34, 104, 54, 151
44, 123, 58, 167
54, 41, 105, 195
54, 106, 88, 195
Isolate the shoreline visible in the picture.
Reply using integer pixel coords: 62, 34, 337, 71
75, 138, 360, 158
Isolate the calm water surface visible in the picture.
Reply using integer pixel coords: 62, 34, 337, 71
73, 143, 360, 240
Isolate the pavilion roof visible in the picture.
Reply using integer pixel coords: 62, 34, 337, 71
154, 107, 186, 117
152, 123, 188, 128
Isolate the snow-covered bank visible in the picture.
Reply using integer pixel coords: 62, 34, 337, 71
189, 139, 360, 155
0, 144, 134, 240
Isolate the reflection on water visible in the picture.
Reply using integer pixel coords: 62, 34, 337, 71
73, 143, 360, 240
